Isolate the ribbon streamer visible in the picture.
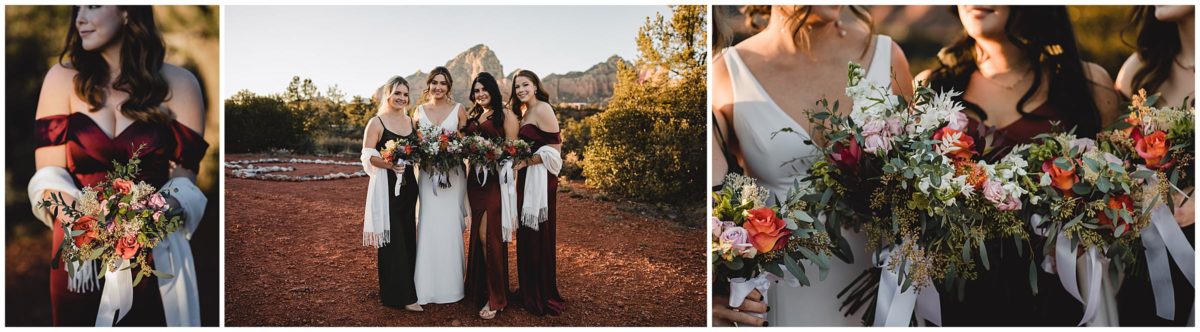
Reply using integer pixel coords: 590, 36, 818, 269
1141, 204, 1196, 320
871, 248, 942, 326
95, 260, 134, 326
393, 160, 409, 196
1054, 233, 1105, 326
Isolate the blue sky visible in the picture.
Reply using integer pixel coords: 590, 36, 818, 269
224, 5, 670, 99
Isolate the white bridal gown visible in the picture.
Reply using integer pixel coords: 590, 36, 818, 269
724, 35, 895, 326
413, 103, 467, 304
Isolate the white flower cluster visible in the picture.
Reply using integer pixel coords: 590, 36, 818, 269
913, 89, 967, 134
981, 150, 1032, 211
845, 62, 904, 154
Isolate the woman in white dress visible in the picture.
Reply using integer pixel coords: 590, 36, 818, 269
710, 5, 913, 326
412, 66, 469, 305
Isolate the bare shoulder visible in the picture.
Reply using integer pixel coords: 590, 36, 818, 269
1082, 61, 1115, 87
161, 63, 205, 132
162, 63, 202, 91
914, 69, 934, 86
36, 63, 78, 118
1114, 53, 1144, 96
711, 47, 734, 118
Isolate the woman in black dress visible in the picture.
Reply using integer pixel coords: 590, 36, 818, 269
361, 76, 421, 311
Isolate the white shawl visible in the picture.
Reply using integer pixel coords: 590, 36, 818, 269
27, 166, 205, 326
361, 148, 390, 248
520, 146, 561, 230
498, 160, 517, 242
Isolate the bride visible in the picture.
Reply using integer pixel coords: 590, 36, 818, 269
710, 5, 912, 326
412, 66, 469, 305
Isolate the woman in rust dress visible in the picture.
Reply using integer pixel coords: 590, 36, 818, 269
510, 70, 566, 316
463, 72, 519, 319
916, 5, 1119, 326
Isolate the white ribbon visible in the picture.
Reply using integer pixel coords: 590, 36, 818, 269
871, 248, 942, 326
728, 274, 773, 324
155, 177, 205, 326
1141, 204, 1196, 320
393, 160, 409, 196
474, 163, 489, 187
1054, 232, 1105, 326
95, 260, 134, 326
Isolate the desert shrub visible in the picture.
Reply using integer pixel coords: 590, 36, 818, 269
225, 91, 309, 153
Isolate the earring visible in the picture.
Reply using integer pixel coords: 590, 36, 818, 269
835, 20, 847, 38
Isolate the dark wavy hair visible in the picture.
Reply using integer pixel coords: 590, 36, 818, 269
60, 5, 170, 123
740, 5, 874, 57
421, 66, 453, 104
1123, 6, 1182, 100
507, 69, 551, 114
925, 5, 1102, 138
466, 72, 508, 137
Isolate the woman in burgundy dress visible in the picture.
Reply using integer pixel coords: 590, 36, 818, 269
463, 72, 520, 319
915, 5, 1119, 326
510, 69, 566, 316
1113, 5, 1195, 326
30, 5, 208, 326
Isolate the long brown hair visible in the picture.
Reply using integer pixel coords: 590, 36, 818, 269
925, 6, 1102, 138
59, 5, 170, 124
1123, 6, 1182, 100
507, 69, 551, 115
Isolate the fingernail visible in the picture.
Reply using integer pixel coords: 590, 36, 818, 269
767, 305, 771, 312
763, 321, 770, 327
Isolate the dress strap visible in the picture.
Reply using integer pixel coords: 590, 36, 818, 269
375, 116, 390, 132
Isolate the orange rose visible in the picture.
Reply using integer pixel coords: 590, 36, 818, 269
1042, 159, 1079, 194
71, 215, 99, 247
933, 127, 977, 160
115, 234, 141, 260
1098, 194, 1135, 237
743, 208, 792, 253
1135, 130, 1170, 170
112, 178, 133, 195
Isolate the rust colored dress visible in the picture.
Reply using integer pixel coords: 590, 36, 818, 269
462, 117, 510, 311
34, 112, 208, 326
515, 124, 565, 316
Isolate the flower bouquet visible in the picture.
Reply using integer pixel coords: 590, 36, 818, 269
380, 134, 418, 190
793, 62, 1032, 325
711, 173, 833, 319
501, 138, 533, 164
415, 124, 464, 190
460, 134, 503, 185
37, 147, 185, 287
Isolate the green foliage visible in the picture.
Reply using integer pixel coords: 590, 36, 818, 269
225, 90, 309, 153
583, 5, 706, 203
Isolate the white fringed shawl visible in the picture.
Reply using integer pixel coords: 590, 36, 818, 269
520, 146, 561, 230
361, 148, 390, 248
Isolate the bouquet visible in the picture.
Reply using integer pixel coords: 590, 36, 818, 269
460, 134, 503, 185
380, 136, 418, 193
415, 124, 464, 190
711, 174, 833, 316
794, 62, 1032, 325
501, 138, 533, 164
1105, 89, 1194, 211
1018, 130, 1159, 324
37, 147, 184, 287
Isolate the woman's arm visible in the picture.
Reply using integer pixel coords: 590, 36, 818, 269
34, 64, 77, 212
503, 108, 520, 141
889, 40, 915, 102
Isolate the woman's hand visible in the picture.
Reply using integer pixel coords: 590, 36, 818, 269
43, 190, 76, 225
391, 162, 407, 174
513, 160, 527, 171
713, 289, 768, 327
1174, 191, 1193, 228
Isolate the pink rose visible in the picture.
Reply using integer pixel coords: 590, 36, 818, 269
982, 179, 1007, 205
861, 119, 887, 136
719, 226, 755, 258
862, 133, 892, 154
1070, 138, 1097, 154
112, 178, 133, 195
153, 211, 164, 221
147, 193, 167, 210
711, 217, 724, 239
946, 112, 969, 131
886, 117, 905, 136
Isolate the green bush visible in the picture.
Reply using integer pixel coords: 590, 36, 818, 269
225, 91, 309, 153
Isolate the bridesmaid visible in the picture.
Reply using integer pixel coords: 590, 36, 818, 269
1113, 5, 1194, 326
360, 76, 422, 312
463, 72, 519, 320
510, 69, 566, 316
31, 5, 208, 326
915, 5, 1120, 326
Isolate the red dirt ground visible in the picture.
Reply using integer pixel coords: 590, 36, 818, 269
223, 154, 706, 327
